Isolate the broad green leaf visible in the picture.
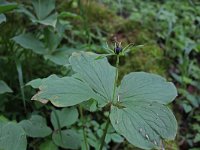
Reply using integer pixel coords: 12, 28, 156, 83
44, 50, 69, 66
41, 24, 69, 65
26, 74, 59, 89
26, 78, 42, 88
110, 101, 177, 150
119, 72, 177, 104
13, 34, 46, 54
19, 115, 52, 138
110, 72, 178, 149
0, 122, 27, 150
13, 33, 70, 65
52, 129, 81, 149
69, 52, 116, 105
32, 0, 55, 20
31, 0, 57, 27
31, 75, 95, 107
0, 80, 13, 94
0, 14, 6, 24
39, 140, 58, 150
51, 107, 78, 130
0, 2, 18, 13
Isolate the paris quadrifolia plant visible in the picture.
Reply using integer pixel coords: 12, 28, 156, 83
29, 40, 178, 150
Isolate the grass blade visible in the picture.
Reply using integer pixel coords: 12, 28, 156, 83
16, 60, 26, 112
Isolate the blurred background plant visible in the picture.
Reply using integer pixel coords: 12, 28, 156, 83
0, 0, 199, 149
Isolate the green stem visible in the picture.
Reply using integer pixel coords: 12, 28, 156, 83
53, 110, 62, 141
99, 109, 110, 150
99, 55, 120, 150
79, 106, 88, 150
112, 55, 120, 101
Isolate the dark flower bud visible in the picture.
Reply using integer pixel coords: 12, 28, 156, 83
115, 46, 122, 54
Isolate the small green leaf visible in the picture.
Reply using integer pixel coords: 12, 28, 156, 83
31, 75, 95, 107
0, 80, 13, 94
31, 0, 57, 27
111, 133, 124, 143
0, 115, 9, 128
110, 101, 177, 150
0, 122, 27, 150
39, 140, 58, 150
123, 44, 144, 54
32, 13, 57, 27
16, 7, 36, 20
13, 34, 46, 54
52, 129, 81, 149
51, 107, 78, 130
69, 52, 116, 105
182, 103, 192, 113
44, 28, 61, 51
19, 115, 52, 138
194, 133, 200, 143
95, 54, 114, 60
81, 99, 98, 112
102, 42, 115, 54
105, 134, 111, 144
119, 72, 177, 104
0, 115, 9, 123
59, 12, 82, 20
0, 2, 18, 13
122, 43, 135, 53
0, 14, 6, 24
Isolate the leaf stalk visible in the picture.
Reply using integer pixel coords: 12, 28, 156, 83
79, 106, 89, 150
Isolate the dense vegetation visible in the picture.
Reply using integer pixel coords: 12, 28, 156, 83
0, 0, 199, 150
